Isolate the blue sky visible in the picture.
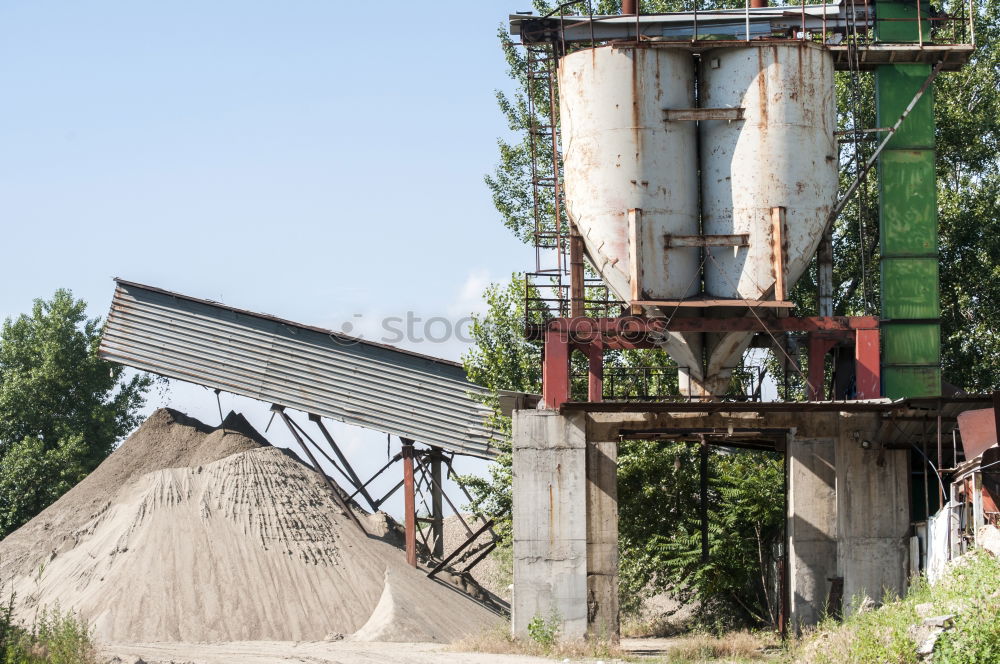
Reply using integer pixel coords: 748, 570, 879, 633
0, 1, 534, 517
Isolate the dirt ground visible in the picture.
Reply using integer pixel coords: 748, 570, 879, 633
103, 637, 690, 663
103, 640, 553, 664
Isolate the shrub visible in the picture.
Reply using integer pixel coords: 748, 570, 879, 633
526, 612, 558, 648
0, 597, 97, 664
792, 549, 1000, 664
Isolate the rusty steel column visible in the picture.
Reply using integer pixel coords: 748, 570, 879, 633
430, 446, 445, 559
854, 328, 881, 399
621, 0, 637, 14
750, 0, 768, 7
542, 325, 571, 409
587, 340, 604, 402
807, 337, 838, 401
401, 439, 417, 567
570, 230, 585, 318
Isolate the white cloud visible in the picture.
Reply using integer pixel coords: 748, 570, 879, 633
448, 268, 492, 318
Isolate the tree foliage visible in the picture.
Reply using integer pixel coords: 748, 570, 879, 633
618, 443, 784, 627
936, 0, 1000, 390
460, 276, 541, 540
807, 0, 1000, 392
0, 290, 153, 536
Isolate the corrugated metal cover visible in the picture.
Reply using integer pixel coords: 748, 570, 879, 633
99, 280, 499, 458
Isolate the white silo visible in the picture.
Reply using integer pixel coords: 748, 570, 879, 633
558, 46, 705, 383
557, 41, 838, 397
699, 43, 838, 388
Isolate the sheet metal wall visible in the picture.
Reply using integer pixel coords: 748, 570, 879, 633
99, 280, 498, 458
876, 0, 942, 398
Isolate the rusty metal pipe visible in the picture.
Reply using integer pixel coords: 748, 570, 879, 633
621, 0, 637, 14
750, 0, 768, 7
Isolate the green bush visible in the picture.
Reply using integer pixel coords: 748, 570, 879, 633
526, 612, 559, 648
931, 553, 1000, 664
793, 549, 1000, 664
0, 598, 96, 664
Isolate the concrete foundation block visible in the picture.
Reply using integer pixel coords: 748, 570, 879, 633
788, 435, 838, 629
512, 410, 589, 640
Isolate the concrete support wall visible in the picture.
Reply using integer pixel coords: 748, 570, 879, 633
512, 408, 911, 640
786, 413, 911, 627
586, 440, 618, 640
512, 410, 589, 639
787, 435, 838, 630
836, 413, 910, 611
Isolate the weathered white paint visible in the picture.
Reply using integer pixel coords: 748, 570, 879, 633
698, 44, 837, 390
558, 46, 704, 385
557, 43, 836, 397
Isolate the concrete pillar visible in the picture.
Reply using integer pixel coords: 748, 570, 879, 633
836, 413, 910, 611
512, 409, 588, 640
586, 440, 618, 641
787, 434, 838, 630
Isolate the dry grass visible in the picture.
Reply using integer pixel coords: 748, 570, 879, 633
657, 630, 780, 663
621, 614, 690, 639
453, 623, 781, 663
452, 622, 625, 659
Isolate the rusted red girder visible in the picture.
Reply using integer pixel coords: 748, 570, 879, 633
540, 316, 881, 408
546, 315, 877, 339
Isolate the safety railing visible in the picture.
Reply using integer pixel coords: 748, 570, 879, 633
518, 0, 975, 49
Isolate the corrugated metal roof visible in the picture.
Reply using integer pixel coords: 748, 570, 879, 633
99, 280, 499, 458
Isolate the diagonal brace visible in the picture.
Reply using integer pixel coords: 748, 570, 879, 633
309, 414, 379, 512
272, 405, 364, 532
824, 60, 944, 233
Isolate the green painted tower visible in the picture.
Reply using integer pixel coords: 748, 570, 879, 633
876, 0, 942, 398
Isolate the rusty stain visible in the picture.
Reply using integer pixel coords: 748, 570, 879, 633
631, 48, 641, 157
756, 48, 769, 127
548, 483, 554, 545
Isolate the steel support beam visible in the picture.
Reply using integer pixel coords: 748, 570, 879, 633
855, 328, 881, 399
540, 317, 880, 408
543, 325, 572, 409
272, 405, 364, 531
807, 337, 839, 401
427, 519, 495, 580
430, 447, 445, 559
401, 439, 417, 567
570, 229, 585, 318
586, 339, 604, 403
817, 231, 834, 317
310, 414, 379, 513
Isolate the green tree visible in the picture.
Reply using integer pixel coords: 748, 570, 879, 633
619, 443, 784, 626
461, 275, 541, 540
935, 0, 1000, 390
0, 289, 153, 536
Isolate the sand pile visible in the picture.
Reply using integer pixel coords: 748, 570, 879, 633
0, 409, 498, 644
